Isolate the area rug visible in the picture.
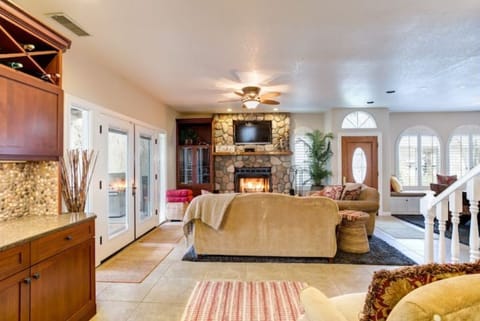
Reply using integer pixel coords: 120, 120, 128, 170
182, 235, 417, 265
96, 242, 173, 283
181, 280, 306, 321
139, 221, 184, 244
392, 214, 472, 245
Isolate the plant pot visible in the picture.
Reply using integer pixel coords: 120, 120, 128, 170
310, 185, 324, 191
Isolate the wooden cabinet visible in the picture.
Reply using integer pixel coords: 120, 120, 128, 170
0, 219, 96, 321
0, 1, 70, 160
0, 269, 30, 321
177, 145, 213, 195
0, 68, 63, 160
176, 118, 213, 195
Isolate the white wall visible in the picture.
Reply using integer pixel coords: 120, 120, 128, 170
62, 49, 178, 188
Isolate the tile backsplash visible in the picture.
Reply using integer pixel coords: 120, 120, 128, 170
0, 161, 58, 221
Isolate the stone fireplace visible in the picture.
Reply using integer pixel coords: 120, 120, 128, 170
213, 113, 293, 193
234, 167, 272, 193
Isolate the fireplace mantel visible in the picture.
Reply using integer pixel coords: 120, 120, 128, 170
213, 151, 292, 156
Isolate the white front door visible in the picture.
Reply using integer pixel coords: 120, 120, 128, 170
134, 125, 159, 237
94, 114, 135, 262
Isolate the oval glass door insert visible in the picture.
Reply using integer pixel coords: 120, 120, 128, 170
352, 147, 367, 183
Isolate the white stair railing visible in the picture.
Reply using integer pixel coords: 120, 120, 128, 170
420, 164, 480, 263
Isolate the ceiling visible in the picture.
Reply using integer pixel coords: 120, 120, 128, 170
13, 0, 480, 114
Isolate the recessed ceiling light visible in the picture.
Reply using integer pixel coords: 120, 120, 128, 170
273, 107, 279, 111
386, 90, 396, 94
227, 108, 232, 112
366, 101, 375, 104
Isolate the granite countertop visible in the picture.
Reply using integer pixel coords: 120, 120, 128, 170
0, 213, 96, 251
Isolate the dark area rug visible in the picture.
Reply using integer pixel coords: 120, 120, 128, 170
182, 235, 417, 265
392, 214, 473, 245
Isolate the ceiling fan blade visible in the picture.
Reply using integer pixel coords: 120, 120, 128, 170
260, 92, 281, 100
260, 99, 280, 105
218, 98, 240, 103
234, 90, 244, 97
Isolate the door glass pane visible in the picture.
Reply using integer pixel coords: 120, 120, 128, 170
352, 147, 367, 183
108, 128, 128, 236
139, 135, 152, 221
179, 147, 193, 184
196, 147, 210, 184
70, 107, 88, 149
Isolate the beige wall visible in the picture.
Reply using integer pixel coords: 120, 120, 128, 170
62, 49, 178, 188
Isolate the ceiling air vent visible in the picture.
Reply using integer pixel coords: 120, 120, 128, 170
47, 12, 90, 37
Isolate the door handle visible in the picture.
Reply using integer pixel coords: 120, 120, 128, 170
65, 235, 73, 241
32, 272, 40, 280
24, 277, 31, 284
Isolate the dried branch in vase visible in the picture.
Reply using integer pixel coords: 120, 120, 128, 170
59, 149, 98, 213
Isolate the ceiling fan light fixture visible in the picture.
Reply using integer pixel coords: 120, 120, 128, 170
243, 99, 260, 109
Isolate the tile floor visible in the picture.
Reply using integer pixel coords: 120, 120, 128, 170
91, 215, 467, 321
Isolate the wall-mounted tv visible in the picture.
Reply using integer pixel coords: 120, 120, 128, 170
233, 120, 272, 144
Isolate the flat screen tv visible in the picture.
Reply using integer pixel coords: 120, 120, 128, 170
233, 120, 272, 144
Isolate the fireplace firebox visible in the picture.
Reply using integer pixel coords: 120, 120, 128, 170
234, 167, 272, 193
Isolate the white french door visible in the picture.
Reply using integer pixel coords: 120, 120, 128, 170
94, 114, 135, 262
134, 125, 159, 237
66, 95, 167, 264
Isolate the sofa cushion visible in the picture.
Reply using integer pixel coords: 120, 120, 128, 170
360, 261, 480, 321
387, 274, 480, 321
300, 287, 349, 321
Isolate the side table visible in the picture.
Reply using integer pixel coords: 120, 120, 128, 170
338, 210, 370, 254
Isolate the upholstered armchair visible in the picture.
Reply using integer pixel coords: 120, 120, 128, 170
299, 262, 480, 321
298, 273, 480, 321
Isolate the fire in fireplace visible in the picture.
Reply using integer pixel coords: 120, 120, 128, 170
234, 167, 272, 193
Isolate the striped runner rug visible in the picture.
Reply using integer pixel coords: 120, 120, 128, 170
181, 280, 307, 321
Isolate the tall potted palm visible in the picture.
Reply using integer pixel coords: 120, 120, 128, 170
304, 130, 334, 189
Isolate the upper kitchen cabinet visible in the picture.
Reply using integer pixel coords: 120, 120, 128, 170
0, 2, 71, 160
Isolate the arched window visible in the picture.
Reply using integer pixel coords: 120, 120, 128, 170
396, 126, 440, 188
341, 111, 377, 129
448, 125, 480, 177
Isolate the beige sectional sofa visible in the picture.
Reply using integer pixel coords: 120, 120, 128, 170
185, 193, 341, 258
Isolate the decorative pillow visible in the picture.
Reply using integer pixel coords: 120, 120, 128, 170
360, 261, 480, 321
390, 176, 402, 192
319, 185, 344, 200
341, 183, 363, 200
341, 186, 362, 200
437, 174, 457, 186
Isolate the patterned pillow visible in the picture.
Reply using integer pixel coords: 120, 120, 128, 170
360, 261, 480, 321
341, 186, 362, 200
319, 185, 344, 200
437, 174, 457, 186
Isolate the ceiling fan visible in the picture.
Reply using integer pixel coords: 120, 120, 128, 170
219, 86, 281, 109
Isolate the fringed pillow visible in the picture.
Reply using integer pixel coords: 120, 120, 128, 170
319, 185, 344, 200
360, 261, 480, 321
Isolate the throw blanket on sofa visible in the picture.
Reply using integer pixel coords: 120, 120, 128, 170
183, 193, 238, 237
